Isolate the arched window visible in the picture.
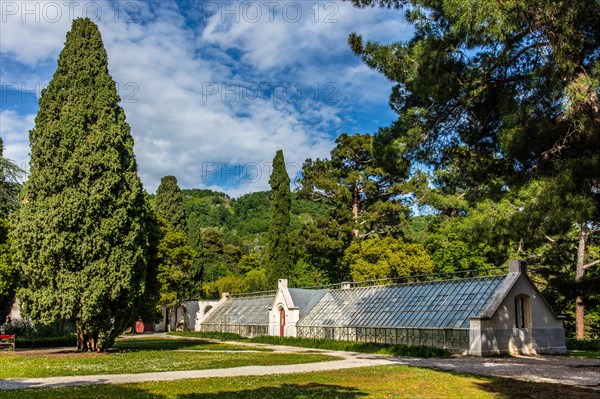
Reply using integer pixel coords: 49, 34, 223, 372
515, 295, 530, 328
204, 305, 213, 315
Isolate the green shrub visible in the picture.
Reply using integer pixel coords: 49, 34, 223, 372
566, 338, 600, 351
16, 334, 77, 349
3, 319, 35, 336
3, 320, 75, 339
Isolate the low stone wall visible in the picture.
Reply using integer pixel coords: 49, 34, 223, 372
469, 327, 567, 356
296, 326, 470, 352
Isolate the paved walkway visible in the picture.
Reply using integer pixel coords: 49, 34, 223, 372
406, 355, 600, 389
1, 336, 599, 391
0, 351, 396, 390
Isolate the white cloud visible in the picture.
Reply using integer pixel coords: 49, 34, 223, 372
0, 1, 82, 65
0, 110, 34, 172
0, 1, 408, 195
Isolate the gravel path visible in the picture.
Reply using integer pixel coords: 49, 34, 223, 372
1, 336, 598, 391
0, 351, 396, 390
405, 355, 600, 389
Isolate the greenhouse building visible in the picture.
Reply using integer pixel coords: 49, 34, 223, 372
196, 260, 567, 356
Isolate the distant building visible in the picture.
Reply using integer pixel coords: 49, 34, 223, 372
195, 260, 566, 356
7, 260, 566, 355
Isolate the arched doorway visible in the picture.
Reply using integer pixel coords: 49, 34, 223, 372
279, 307, 285, 337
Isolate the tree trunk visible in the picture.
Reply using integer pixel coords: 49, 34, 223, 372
181, 305, 188, 331
165, 308, 171, 333
174, 306, 179, 331
352, 187, 359, 238
575, 223, 587, 341
76, 326, 99, 352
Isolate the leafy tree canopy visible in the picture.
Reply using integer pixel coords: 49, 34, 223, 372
344, 236, 434, 281
299, 133, 419, 238
348, 0, 600, 338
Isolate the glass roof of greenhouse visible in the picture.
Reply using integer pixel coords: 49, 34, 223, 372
202, 294, 275, 326
297, 275, 508, 329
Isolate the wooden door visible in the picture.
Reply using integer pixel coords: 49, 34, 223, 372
279, 307, 285, 337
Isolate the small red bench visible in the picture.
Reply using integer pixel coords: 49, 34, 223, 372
0, 334, 15, 350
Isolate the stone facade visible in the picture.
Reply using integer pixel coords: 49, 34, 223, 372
469, 261, 566, 355
199, 261, 567, 356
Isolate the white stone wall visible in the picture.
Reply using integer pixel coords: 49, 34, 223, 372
469, 274, 566, 356
268, 279, 300, 337
154, 300, 220, 332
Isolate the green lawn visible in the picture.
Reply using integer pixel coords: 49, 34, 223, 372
112, 337, 271, 352
0, 348, 337, 378
566, 350, 600, 358
2, 365, 598, 399
169, 331, 450, 357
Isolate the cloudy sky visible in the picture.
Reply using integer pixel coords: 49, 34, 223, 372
1, 0, 410, 196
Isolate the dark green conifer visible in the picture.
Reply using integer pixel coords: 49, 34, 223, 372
266, 150, 293, 285
155, 176, 186, 232
12, 18, 149, 351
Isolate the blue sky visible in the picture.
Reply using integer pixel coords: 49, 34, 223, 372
1, 0, 410, 195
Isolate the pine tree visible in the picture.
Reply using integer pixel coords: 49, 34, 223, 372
299, 133, 414, 239
12, 18, 149, 351
266, 150, 293, 285
155, 176, 186, 232
349, 0, 600, 340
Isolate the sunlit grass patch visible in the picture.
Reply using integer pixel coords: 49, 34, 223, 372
2, 365, 597, 399
112, 337, 271, 352
0, 350, 338, 378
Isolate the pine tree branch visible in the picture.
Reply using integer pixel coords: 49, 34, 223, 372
583, 259, 600, 270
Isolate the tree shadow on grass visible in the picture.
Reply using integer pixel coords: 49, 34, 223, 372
1, 382, 367, 399
112, 339, 218, 351
474, 378, 600, 399
177, 383, 368, 399
0, 383, 169, 399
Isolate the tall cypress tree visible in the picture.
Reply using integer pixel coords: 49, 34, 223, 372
12, 18, 149, 351
155, 175, 186, 232
154, 175, 194, 330
266, 150, 293, 285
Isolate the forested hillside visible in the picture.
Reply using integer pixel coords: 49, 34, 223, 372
2, 4, 598, 350
152, 189, 336, 297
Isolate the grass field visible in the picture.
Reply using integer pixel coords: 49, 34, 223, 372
169, 331, 450, 357
565, 350, 600, 358
0, 337, 338, 378
112, 337, 271, 352
2, 365, 599, 399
